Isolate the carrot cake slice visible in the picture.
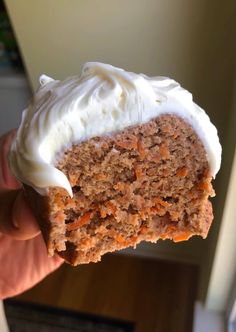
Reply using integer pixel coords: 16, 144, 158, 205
9, 62, 221, 265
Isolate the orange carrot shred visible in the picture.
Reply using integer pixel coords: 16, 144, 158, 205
159, 143, 170, 159
166, 225, 176, 233
159, 233, 169, 240
173, 232, 192, 242
106, 201, 117, 215
116, 136, 138, 150
95, 173, 108, 181
100, 207, 107, 218
137, 139, 146, 159
198, 180, 211, 191
177, 167, 187, 177
134, 165, 143, 180
154, 197, 171, 207
139, 210, 146, 220
140, 226, 148, 234
67, 211, 94, 231
130, 235, 138, 243
115, 234, 126, 243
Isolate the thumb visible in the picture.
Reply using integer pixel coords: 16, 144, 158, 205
0, 189, 40, 240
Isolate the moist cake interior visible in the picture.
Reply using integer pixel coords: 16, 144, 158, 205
27, 114, 214, 265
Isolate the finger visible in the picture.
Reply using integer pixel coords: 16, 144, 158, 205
0, 190, 40, 240
0, 130, 21, 190
0, 131, 40, 240
0, 233, 64, 299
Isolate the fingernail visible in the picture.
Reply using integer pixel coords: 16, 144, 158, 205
11, 190, 40, 239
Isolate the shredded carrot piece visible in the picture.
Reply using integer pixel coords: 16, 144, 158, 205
137, 139, 146, 159
160, 227, 192, 242
106, 201, 117, 215
161, 124, 171, 133
139, 207, 149, 219
54, 194, 62, 206
139, 210, 147, 220
154, 197, 171, 207
165, 225, 176, 233
159, 233, 169, 240
150, 206, 166, 216
134, 165, 143, 180
173, 232, 192, 242
139, 226, 148, 234
99, 207, 107, 218
95, 173, 108, 181
115, 234, 126, 243
99, 201, 117, 218
80, 238, 92, 246
67, 211, 94, 231
198, 180, 211, 191
159, 143, 170, 159
116, 136, 138, 150
130, 235, 138, 243
177, 167, 187, 177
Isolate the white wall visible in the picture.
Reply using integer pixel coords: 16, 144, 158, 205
5, 0, 205, 90
0, 301, 9, 332
199, 72, 236, 309
193, 302, 225, 332
0, 70, 31, 135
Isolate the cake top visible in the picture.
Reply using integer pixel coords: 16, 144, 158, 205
9, 62, 221, 196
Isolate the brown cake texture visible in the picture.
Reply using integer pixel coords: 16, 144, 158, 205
25, 114, 215, 265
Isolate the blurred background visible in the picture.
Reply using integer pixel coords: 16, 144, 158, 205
0, 1, 236, 331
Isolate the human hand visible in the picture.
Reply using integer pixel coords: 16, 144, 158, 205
0, 131, 63, 299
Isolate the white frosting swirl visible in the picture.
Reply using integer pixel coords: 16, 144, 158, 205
9, 62, 222, 197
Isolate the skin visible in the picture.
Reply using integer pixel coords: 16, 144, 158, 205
0, 131, 63, 299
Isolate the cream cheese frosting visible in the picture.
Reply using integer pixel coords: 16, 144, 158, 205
9, 62, 222, 197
